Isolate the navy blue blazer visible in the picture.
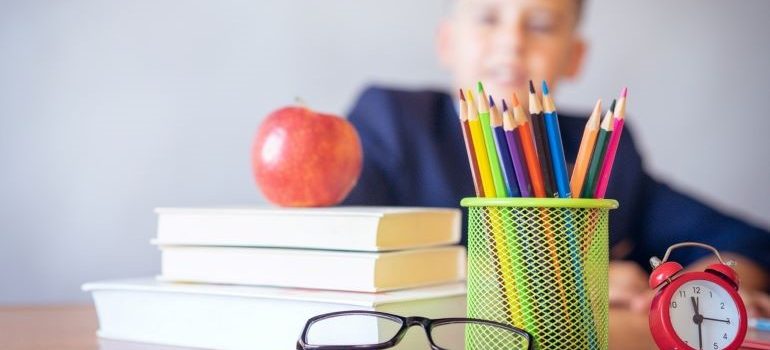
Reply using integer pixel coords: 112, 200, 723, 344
343, 86, 770, 271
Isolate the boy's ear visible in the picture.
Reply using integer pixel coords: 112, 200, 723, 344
436, 20, 454, 69
564, 37, 587, 79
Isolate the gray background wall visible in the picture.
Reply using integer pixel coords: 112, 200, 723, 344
1, 0, 768, 304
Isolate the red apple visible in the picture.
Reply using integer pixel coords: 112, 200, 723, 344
252, 106, 363, 207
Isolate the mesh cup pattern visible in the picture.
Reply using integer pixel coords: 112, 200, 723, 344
465, 205, 610, 350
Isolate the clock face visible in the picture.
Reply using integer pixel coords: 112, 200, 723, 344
668, 279, 741, 349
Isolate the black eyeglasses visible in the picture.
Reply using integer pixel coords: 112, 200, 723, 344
296, 310, 533, 350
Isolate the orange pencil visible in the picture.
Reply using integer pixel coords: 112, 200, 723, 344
459, 89, 484, 197
511, 93, 547, 197
570, 99, 602, 197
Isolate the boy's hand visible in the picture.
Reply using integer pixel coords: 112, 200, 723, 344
739, 289, 770, 318
609, 261, 650, 309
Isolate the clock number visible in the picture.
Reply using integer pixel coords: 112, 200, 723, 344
713, 342, 718, 349
720, 302, 725, 309
679, 290, 686, 298
671, 301, 677, 309
723, 333, 728, 339
710, 291, 713, 298
693, 286, 701, 294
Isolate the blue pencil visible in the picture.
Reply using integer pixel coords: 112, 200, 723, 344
489, 96, 521, 197
542, 81, 596, 348
541, 81, 571, 198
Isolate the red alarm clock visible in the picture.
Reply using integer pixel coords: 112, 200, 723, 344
648, 242, 747, 350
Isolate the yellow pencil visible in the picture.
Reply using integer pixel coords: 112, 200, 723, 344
466, 90, 497, 197
469, 88, 523, 326
476, 83, 507, 197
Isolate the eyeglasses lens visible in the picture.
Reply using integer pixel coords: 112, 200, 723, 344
431, 321, 529, 350
305, 314, 403, 346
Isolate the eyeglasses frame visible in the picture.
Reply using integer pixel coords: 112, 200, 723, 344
296, 310, 534, 350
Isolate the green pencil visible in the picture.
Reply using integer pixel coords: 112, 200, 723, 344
582, 100, 615, 198
477, 82, 507, 197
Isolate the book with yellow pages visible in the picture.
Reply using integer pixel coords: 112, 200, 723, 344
158, 245, 466, 292
154, 206, 461, 251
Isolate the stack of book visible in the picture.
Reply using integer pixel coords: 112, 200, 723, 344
84, 206, 467, 349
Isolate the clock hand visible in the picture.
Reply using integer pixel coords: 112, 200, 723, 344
691, 296, 699, 316
698, 321, 703, 350
702, 317, 730, 323
692, 297, 703, 350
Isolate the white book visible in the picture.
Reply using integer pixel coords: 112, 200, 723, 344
154, 206, 461, 251
84, 278, 467, 350
158, 245, 467, 292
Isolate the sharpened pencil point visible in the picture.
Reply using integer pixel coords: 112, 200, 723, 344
528, 80, 536, 94
590, 99, 602, 123
488, 95, 495, 107
466, 89, 474, 103
541, 80, 550, 95
502, 99, 509, 112
620, 87, 628, 98
477, 81, 484, 93
512, 92, 520, 106
459, 89, 465, 101
609, 99, 617, 113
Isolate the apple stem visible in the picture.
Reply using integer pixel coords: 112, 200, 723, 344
295, 96, 309, 110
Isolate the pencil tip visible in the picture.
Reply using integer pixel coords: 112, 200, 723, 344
459, 89, 465, 101
488, 95, 495, 107
477, 81, 484, 93
610, 99, 617, 112
528, 80, 536, 94
501, 99, 508, 111
621, 87, 628, 98
512, 92, 520, 106
541, 80, 550, 95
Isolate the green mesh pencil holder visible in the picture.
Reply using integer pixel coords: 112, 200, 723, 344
461, 197, 619, 350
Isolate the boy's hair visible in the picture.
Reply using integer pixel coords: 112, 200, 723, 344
447, 0, 586, 25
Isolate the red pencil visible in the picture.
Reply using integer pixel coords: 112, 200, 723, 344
512, 93, 547, 197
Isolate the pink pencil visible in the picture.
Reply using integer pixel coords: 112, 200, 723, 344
594, 87, 628, 198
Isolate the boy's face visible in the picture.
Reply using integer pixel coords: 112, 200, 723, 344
438, 0, 585, 104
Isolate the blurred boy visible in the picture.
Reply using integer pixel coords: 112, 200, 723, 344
343, 0, 770, 316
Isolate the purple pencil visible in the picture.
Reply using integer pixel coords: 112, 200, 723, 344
502, 99, 531, 197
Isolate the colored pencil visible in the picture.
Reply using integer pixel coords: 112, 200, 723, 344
540, 81, 571, 198
582, 99, 615, 198
502, 98, 540, 331
511, 93, 547, 198
477, 82, 507, 197
528, 81, 557, 197
570, 99, 602, 198
542, 80, 596, 347
458, 89, 484, 197
469, 89, 521, 326
489, 96, 521, 197
466, 90, 497, 197
493, 94, 532, 330
594, 87, 628, 198
501, 99, 531, 197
